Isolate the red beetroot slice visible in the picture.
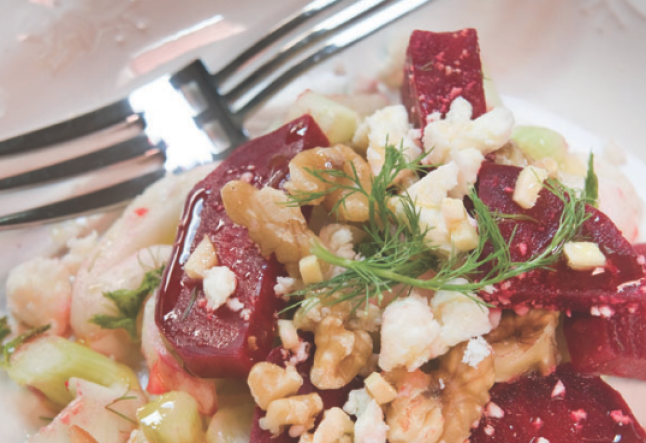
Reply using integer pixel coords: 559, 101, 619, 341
401, 28, 486, 129
249, 336, 363, 443
155, 115, 329, 379
470, 363, 646, 443
564, 307, 646, 380
562, 243, 646, 380
476, 162, 644, 313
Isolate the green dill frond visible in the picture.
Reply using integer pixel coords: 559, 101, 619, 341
2, 324, 51, 366
0, 316, 11, 344
90, 265, 164, 341
286, 143, 591, 310
104, 387, 138, 425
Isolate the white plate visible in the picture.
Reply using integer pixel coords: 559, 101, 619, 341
1, 0, 646, 441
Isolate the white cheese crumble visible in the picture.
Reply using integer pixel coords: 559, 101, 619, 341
344, 388, 373, 418
379, 292, 447, 371
202, 266, 237, 311
422, 97, 514, 198
431, 280, 493, 347
354, 105, 422, 184
354, 399, 389, 443
274, 276, 298, 298
461, 336, 491, 368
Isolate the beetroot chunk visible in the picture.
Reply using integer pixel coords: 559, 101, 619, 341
476, 162, 644, 313
249, 336, 362, 443
156, 115, 329, 379
401, 28, 486, 128
470, 364, 646, 443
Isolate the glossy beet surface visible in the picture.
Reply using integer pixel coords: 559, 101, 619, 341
249, 336, 363, 443
476, 162, 644, 313
563, 243, 646, 380
156, 115, 329, 378
471, 364, 646, 443
401, 28, 486, 128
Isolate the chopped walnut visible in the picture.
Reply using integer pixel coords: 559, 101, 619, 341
221, 181, 316, 267
284, 146, 373, 222
383, 369, 444, 443
485, 309, 560, 382
434, 341, 496, 443
299, 407, 354, 443
293, 298, 352, 332
184, 235, 218, 279
248, 362, 304, 410
259, 393, 323, 437
311, 316, 373, 390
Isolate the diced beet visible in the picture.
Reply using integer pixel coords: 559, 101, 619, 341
156, 115, 329, 379
476, 162, 644, 313
401, 28, 486, 128
249, 336, 363, 443
470, 364, 646, 443
564, 302, 646, 380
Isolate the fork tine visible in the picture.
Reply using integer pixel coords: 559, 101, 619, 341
224, 0, 398, 103
0, 169, 166, 229
0, 100, 142, 156
0, 134, 164, 191
212, 0, 345, 83
236, 0, 433, 118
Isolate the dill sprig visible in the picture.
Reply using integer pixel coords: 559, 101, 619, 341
288, 145, 591, 307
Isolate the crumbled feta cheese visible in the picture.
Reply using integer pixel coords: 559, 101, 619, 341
461, 336, 492, 368
422, 97, 514, 197
344, 388, 373, 417
398, 162, 478, 254
512, 165, 548, 209
485, 402, 505, 419
354, 399, 389, 443
355, 105, 422, 184
226, 297, 244, 312
564, 242, 606, 271
431, 281, 492, 347
379, 292, 447, 371
274, 276, 299, 298
202, 266, 237, 311
551, 379, 566, 398
537, 437, 550, 443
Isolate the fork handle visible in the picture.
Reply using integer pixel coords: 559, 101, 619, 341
0, 101, 143, 156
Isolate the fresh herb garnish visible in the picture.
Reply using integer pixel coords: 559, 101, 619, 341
1, 323, 51, 366
0, 317, 10, 344
585, 152, 599, 207
288, 145, 591, 308
90, 265, 164, 341
104, 386, 138, 425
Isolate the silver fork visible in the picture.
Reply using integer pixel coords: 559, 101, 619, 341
0, 0, 432, 229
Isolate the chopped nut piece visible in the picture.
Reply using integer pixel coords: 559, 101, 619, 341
512, 165, 548, 209
306, 407, 354, 443
278, 320, 301, 352
221, 181, 316, 266
485, 310, 560, 383
284, 146, 373, 222
364, 372, 398, 405
384, 369, 444, 443
259, 393, 323, 436
299, 255, 324, 285
311, 316, 372, 390
564, 241, 606, 271
184, 235, 218, 279
435, 342, 495, 443
248, 362, 304, 410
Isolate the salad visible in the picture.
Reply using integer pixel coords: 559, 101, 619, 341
1, 27, 646, 443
